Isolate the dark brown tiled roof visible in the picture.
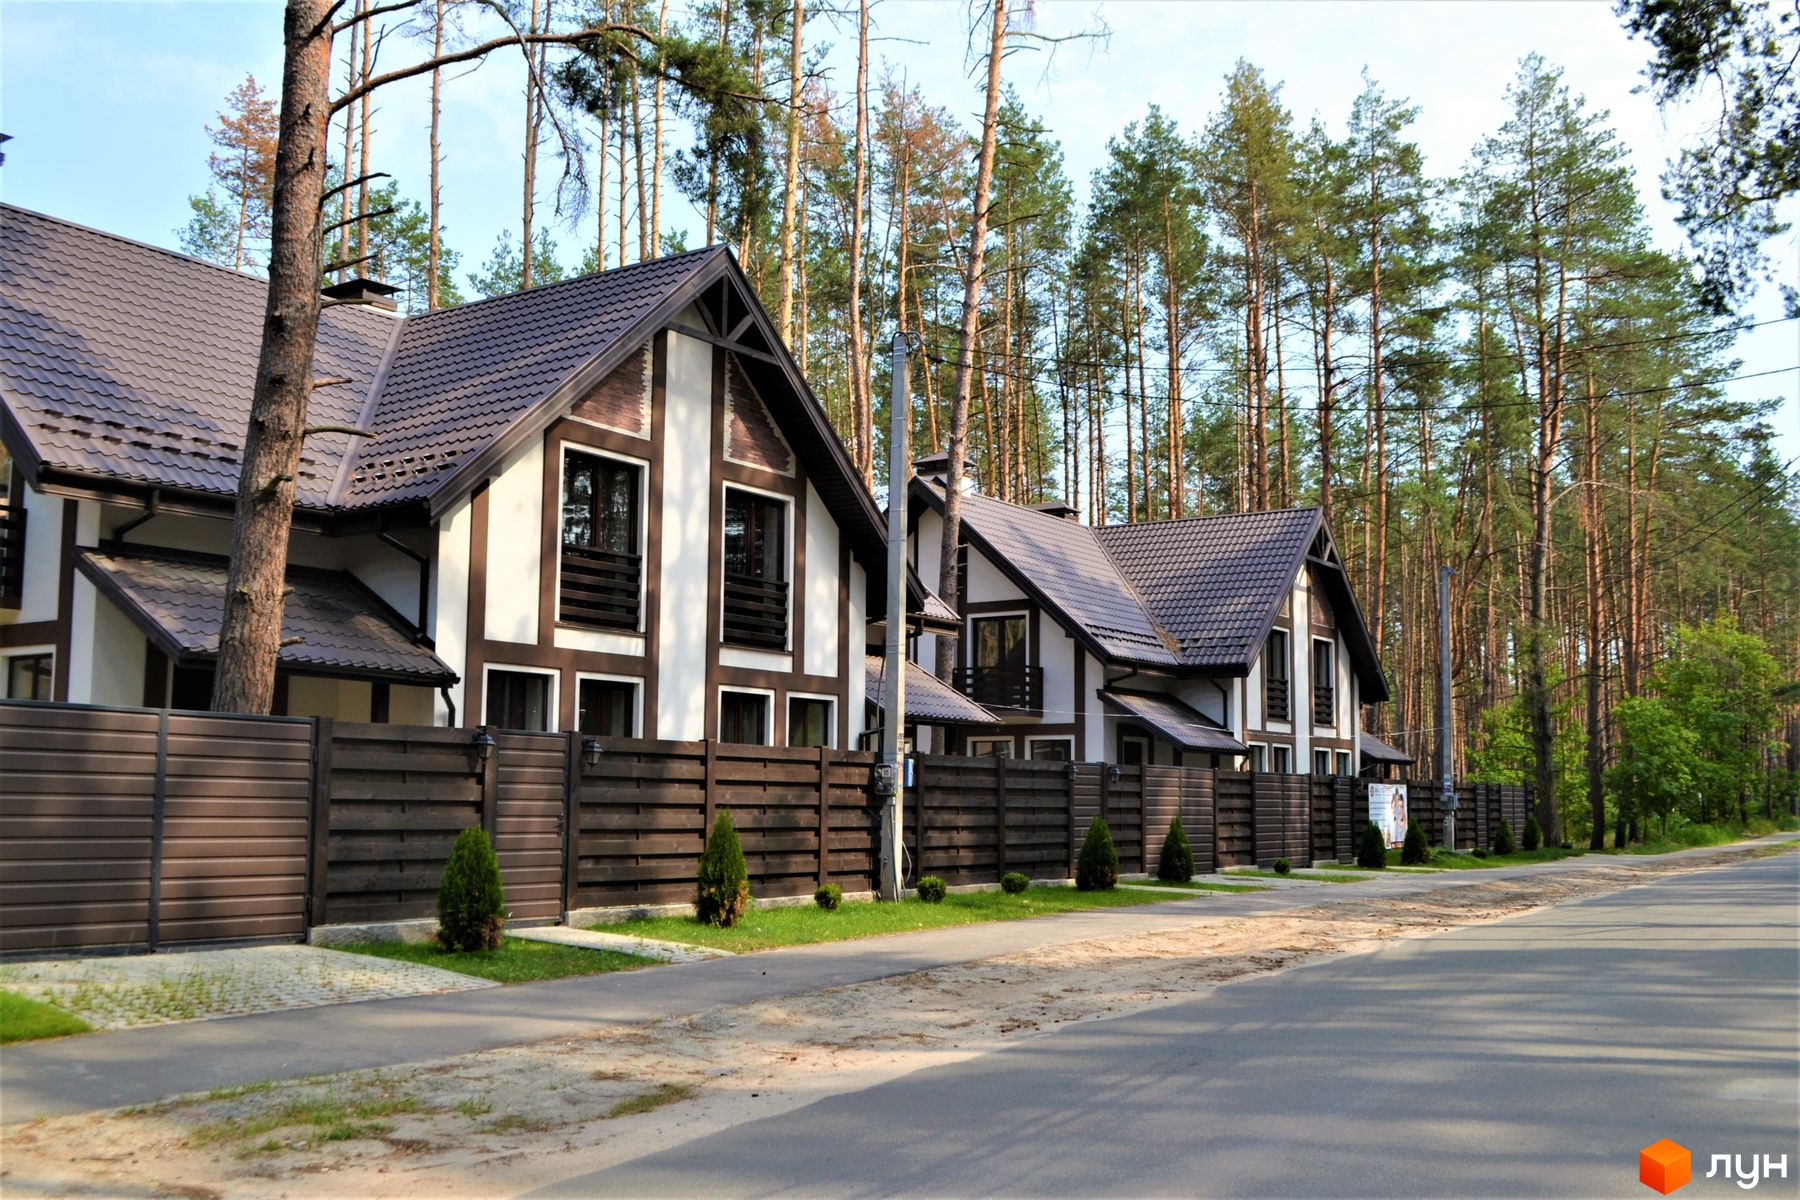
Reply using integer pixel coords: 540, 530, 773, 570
1101, 689, 1248, 754
75, 548, 456, 685
1095, 508, 1321, 671
865, 655, 1000, 726
1359, 731, 1414, 764
2, 205, 396, 509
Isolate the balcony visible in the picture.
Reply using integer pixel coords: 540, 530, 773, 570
1313, 685, 1336, 726
722, 573, 789, 649
952, 664, 1043, 714
559, 546, 641, 630
0, 502, 23, 608
1264, 676, 1290, 723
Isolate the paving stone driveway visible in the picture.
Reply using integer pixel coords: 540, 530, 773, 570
0, 944, 495, 1031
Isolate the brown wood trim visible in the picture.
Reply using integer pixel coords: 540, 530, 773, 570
142, 643, 169, 708
703, 344, 727, 740
714, 665, 845, 694
554, 416, 653, 454
790, 475, 807, 673
963, 599, 1035, 615
836, 539, 851, 748
53, 498, 76, 702
539, 428, 561, 698
721, 460, 803, 492
0, 619, 57, 648
1073, 648, 1088, 760
464, 483, 491, 726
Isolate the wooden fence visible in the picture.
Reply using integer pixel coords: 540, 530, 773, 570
0, 700, 1531, 954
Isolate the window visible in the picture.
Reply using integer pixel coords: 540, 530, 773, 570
1027, 738, 1072, 761
1264, 629, 1290, 721
487, 669, 552, 731
719, 690, 770, 744
578, 677, 638, 737
1118, 734, 1149, 766
1312, 639, 1336, 725
1335, 750, 1352, 777
1314, 749, 1331, 777
171, 664, 214, 711
1249, 743, 1268, 772
788, 697, 833, 748
971, 616, 1026, 670
968, 736, 1013, 758
722, 489, 788, 649
5, 653, 52, 700
561, 450, 642, 629
957, 614, 1037, 709
1272, 745, 1292, 774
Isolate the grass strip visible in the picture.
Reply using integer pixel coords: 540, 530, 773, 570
334, 935, 657, 983
1126, 879, 1270, 893
0, 990, 92, 1044
594, 886, 1187, 953
1223, 869, 1372, 883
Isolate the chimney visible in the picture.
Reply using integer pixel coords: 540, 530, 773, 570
1031, 500, 1080, 521
322, 277, 402, 313
912, 449, 980, 494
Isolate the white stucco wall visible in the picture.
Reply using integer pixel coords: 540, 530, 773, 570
483, 440, 543, 646
287, 676, 372, 721
11, 480, 63, 624
803, 482, 839, 679
434, 495, 472, 724
81, 590, 145, 707
657, 329, 714, 741
341, 532, 430, 628
846, 561, 868, 742
60, 503, 101, 703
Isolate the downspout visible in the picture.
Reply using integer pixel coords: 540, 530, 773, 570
112, 490, 161, 543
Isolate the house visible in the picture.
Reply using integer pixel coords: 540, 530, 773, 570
0, 204, 977, 746
907, 459, 1389, 772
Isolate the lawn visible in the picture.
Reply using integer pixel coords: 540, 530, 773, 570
0, 989, 92, 1044
1127, 879, 1270, 893
593, 886, 1187, 953
334, 936, 657, 983
1223, 869, 1372, 883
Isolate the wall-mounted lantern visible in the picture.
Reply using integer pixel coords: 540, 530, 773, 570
472, 728, 497, 768
1064, 761, 1080, 783
582, 736, 605, 769
1107, 764, 1122, 784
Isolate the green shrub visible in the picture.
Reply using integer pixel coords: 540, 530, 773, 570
1401, 819, 1430, 866
1522, 814, 1543, 852
1471, 846, 1490, 859
1272, 857, 1291, 875
695, 810, 750, 927
1157, 814, 1194, 882
1357, 821, 1388, 869
436, 826, 506, 952
813, 883, 842, 912
1075, 815, 1119, 891
1492, 819, 1515, 856
1000, 871, 1030, 895
916, 875, 947, 903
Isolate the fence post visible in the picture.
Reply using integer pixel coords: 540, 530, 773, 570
562, 730, 580, 917
995, 756, 1009, 879
147, 708, 169, 952
1067, 763, 1079, 876
914, 758, 926, 885
308, 716, 334, 932
703, 739, 717, 836
1138, 768, 1149, 873
818, 744, 832, 888
480, 724, 500, 842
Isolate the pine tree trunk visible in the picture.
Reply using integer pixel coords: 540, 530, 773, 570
848, 0, 871, 485
651, 0, 666, 254
337, 14, 359, 281
427, 0, 443, 308
1163, 196, 1183, 519
356, 12, 373, 269
775, 0, 803, 341
211, 0, 336, 714
522, 0, 542, 288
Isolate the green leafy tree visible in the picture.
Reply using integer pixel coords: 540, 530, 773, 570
361, 180, 464, 312
1653, 620, 1785, 823
178, 190, 239, 266
1607, 695, 1699, 836
468, 227, 566, 298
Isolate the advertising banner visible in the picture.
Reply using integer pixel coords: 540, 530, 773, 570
1368, 782, 1409, 849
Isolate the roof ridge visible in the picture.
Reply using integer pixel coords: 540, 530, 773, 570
326, 310, 409, 506
405, 243, 728, 326
2, 202, 273, 288
1093, 504, 1323, 536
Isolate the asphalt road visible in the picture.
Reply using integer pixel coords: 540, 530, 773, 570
531, 850, 1800, 1198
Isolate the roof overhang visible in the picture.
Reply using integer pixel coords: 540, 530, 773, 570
1359, 731, 1414, 765
865, 655, 1001, 726
1101, 689, 1249, 754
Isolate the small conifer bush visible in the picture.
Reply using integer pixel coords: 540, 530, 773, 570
916, 875, 947, 903
436, 826, 506, 952
695, 810, 750, 927
1272, 857, 1292, 875
813, 883, 842, 912
1471, 846, 1490, 859
1158, 814, 1194, 882
1000, 871, 1030, 894
1522, 814, 1543, 852
1401, 819, 1430, 865
1076, 815, 1119, 891
1357, 821, 1388, 869
1492, 819, 1516, 856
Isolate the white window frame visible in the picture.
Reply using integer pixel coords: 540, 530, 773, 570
967, 735, 1014, 758
1248, 741, 1268, 773
964, 609, 1031, 669
1336, 750, 1353, 777
482, 663, 560, 732
557, 442, 651, 633
786, 690, 837, 749
574, 671, 643, 738
1027, 736, 1074, 761
719, 481, 795, 651
1310, 635, 1338, 728
1271, 745, 1293, 775
1, 646, 56, 701
718, 685, 776, 746
1313, 749, 1331, 777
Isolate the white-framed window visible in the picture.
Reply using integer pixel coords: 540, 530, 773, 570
559, 443, 649, 632
1272, 745, 1293, 774
721, 482, 793, 651
1264, 628, 1291, 723
1336, 750, 1353, 777
968, 735, 1014, 758
1027, 737, 1072, 761
1313, 749, 1331, 777
1, 647, 54, 701
787, 692, 836, 748
575, 672, 641, 738
1249, 742, 1268, 773
1311, 637, 1337, 727
719, 686, 774, 745
485, 664, 559, 732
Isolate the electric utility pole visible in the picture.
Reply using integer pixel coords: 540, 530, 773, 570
878, 331, 913, 900
1438, 564, 1456, 849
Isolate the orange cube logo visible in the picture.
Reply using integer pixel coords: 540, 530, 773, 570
1640, 1139, 1691, 1194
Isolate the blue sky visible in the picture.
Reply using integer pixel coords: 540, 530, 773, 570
2, 0, 1794, 462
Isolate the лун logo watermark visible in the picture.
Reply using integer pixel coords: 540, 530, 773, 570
1640, 1140, 1691, 1194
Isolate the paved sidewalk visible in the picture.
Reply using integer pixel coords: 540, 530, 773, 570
2, 835, 1791, 1124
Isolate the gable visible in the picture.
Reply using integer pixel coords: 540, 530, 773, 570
569, 343, 651, 438
723, 357, 793, 476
